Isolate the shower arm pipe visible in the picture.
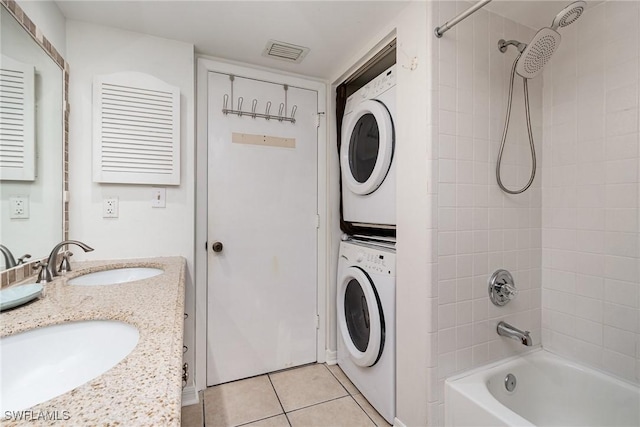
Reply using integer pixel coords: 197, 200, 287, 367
435, 0, 493, 38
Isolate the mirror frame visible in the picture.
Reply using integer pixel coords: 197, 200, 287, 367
1, 0, 68, 284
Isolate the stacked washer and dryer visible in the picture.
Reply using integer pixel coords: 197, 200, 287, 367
337, 65, 397, 424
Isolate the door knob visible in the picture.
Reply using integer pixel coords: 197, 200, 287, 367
212, 241, 224, 253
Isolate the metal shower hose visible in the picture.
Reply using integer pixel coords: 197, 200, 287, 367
496, 52, 537, 194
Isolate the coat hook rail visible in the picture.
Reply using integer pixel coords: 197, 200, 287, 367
221, 76, 297, 123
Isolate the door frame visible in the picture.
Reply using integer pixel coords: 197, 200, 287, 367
195, 56, 328, 394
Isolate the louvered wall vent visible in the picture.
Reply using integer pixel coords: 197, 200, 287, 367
93, 72, 180, 185
262, 40, 310, 63
0, 56, 35, 181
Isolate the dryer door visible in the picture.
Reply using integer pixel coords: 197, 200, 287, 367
337, 266, 385, 367
341, 99, 394, 195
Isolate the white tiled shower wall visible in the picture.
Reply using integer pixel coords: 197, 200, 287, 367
434, 1, 543, 422
432, 0, 640, 424
541, 0, 640, 383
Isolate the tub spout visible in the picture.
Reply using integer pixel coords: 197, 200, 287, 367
497, 321, 532, 346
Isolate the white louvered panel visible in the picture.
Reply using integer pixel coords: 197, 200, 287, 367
93, 72, 180, 185
0, 56, 35, 181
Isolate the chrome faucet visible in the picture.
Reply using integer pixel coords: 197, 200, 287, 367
0, 244, 31, 269
497, 321, 532, 346
0, 244, 17, 269
46, 240, 94, 279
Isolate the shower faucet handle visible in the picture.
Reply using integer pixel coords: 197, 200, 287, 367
489, 269, 518, 306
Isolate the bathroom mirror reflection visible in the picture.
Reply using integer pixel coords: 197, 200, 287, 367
0, 4, 65, 271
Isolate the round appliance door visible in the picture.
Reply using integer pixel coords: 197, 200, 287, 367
341, 99, 394, 195
337, 266, 385, 367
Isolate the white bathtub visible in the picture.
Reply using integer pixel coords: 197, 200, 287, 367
445, 349, 640, 427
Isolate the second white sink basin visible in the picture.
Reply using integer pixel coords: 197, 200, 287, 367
0, 320, 139, 411
68, 267, 163, 286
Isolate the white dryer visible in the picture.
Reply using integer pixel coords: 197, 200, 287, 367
337, 239, 395, 424
341, 65, 396, 227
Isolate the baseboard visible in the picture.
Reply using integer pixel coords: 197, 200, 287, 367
325, 349, 337, 365
181, 385, 199, 406
393, 417, 407, 427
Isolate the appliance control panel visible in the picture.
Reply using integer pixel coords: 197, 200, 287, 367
344, 65, 396, 113
340, 241, 396, 276
361, 66, 396, 100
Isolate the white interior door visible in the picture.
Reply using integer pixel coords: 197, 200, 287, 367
206, 72, 318, 386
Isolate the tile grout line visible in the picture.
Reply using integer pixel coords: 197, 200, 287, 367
350, 394, 382, 427
323, 364, 384, 426
323, 363, 355, 396
200, 391, 206, 427
266, 373, 291, 427
283, 394, 352, 416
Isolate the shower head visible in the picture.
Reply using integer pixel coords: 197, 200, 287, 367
501, 1, 587, 79
515, 27, 561, 79
550, 1, 587, 31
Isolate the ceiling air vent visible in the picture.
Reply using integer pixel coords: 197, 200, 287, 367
262, 40, 309, 63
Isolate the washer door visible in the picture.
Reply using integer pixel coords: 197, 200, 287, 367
341, 99, 394, 195
337, 266, 385, 367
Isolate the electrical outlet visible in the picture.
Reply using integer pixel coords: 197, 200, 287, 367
151, 187, 166, 208
10, 196, 29, 219
103, 197, 119, 218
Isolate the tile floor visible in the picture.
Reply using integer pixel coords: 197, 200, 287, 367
181, 363, 391, 427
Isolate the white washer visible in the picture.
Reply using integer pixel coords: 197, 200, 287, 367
337, 239, 395, 424
341, 65, 396, 227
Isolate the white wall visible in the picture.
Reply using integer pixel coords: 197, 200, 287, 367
395, 1, 436, 425
541, 0, 640, 383
16, 0, 66, 57
65, 20, 196, 389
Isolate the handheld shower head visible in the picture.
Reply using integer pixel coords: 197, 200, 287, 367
550, 1, 587, 31
515, 27, 561, 79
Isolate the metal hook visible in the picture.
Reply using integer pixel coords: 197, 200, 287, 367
237, 97, 244, 116
265, 101, 271, 119
223, 94, 229, 114
251, 99, 258, 118
291, 105, 297, 120
278, 103, 285, 121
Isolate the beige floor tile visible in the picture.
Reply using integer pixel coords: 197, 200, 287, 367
181, 401, 204, 427
327, 363, 360, 395
269, 364, 348, 412
353, 393, 391, 427
203, 375, 283, 427
241, 414, 290, 427
287, 396, 375, 427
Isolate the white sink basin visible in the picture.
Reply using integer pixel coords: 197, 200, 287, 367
0, 320, 139, 411
68, 267, 163, 286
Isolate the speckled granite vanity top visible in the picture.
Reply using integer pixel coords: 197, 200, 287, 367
0, 256, 186, 426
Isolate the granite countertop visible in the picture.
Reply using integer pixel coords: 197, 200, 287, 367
0, 256, 186, 426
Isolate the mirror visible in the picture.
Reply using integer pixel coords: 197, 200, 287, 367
0, 3, 66, 271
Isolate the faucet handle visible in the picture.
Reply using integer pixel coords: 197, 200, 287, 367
33, 261, 53, 284
501, 281, 519, 298
489, 269, 518, 306
58, 251, 73, 274
17, 254, 32, 265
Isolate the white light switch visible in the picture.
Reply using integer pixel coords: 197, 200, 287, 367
10, 196, 29, 219
152, 187, 166, 208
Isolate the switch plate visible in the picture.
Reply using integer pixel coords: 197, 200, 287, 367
151, 187, 166, 208
10, 196, 29, 219
103, 197, 119, 218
